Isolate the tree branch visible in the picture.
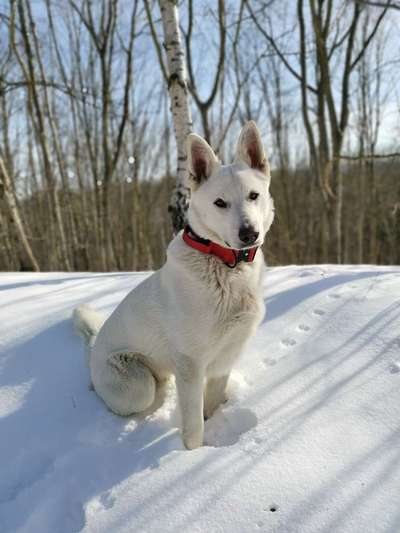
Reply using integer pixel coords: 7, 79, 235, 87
355, 0, 400, 10
338, 152, 400, 160
245, 0, 318, 94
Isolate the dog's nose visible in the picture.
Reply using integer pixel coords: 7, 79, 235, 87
238, 225, 259, 245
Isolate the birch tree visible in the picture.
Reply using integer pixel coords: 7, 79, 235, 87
145, 0, 193, 232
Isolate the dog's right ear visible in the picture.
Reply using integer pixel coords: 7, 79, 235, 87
186, 134, 219, 189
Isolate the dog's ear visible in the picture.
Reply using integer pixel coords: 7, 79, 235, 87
235, 121, 270, 177
186, 134, 219, 188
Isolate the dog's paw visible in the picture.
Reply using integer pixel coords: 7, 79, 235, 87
183, 431, 203, 450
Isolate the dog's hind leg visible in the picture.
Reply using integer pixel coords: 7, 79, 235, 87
204, 374, 229, 420
96, 351, 156, 416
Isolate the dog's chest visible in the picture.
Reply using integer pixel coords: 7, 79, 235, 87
205, 261, 263, 334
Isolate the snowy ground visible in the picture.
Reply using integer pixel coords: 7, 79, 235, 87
0, 266, 399, 533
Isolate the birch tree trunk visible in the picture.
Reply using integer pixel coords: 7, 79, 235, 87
158, 0, 193, 232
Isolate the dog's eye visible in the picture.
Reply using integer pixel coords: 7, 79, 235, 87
214, 198, 228, 208
249, 191, 259, 201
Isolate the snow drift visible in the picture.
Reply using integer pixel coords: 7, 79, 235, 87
0, 266, 399, 533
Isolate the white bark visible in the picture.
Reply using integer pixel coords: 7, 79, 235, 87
159, 0, 193, 232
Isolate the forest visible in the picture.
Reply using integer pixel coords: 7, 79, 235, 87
0, 0, 399, 271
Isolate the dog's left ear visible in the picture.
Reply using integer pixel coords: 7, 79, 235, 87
235, 121, 270, 178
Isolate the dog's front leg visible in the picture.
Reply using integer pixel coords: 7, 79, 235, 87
175, 355, 204, 450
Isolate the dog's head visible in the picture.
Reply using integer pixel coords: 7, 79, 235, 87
186, 121, 274, 250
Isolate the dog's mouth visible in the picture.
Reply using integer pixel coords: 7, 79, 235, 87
224, 240, 261, 250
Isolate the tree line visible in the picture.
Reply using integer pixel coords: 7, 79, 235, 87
0, 0, 399, 272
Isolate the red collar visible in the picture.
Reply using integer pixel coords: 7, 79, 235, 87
182, 225, 258, 268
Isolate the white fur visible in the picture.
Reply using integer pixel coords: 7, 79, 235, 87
73, 304, 105, 367
74, 121, 275, 449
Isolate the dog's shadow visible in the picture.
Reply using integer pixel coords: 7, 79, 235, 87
0, 320, 183, 533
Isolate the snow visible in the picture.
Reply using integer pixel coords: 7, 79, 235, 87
0, 266, 399, 533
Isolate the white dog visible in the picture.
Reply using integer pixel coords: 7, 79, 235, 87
74, 121, 275, 449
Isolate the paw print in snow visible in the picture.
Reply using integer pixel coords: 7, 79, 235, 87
281, 338, 297, 347
297, 324, 310, 332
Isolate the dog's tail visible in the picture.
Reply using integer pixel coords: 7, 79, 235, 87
73, 304, 104, 346
73, 304, 105, 367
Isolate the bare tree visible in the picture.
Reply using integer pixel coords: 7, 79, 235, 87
182, 0, 226, 145
247, 0, 390, 262
0, 155, 40, 271
10, 0, 72, 269
69, 0, 137, 269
